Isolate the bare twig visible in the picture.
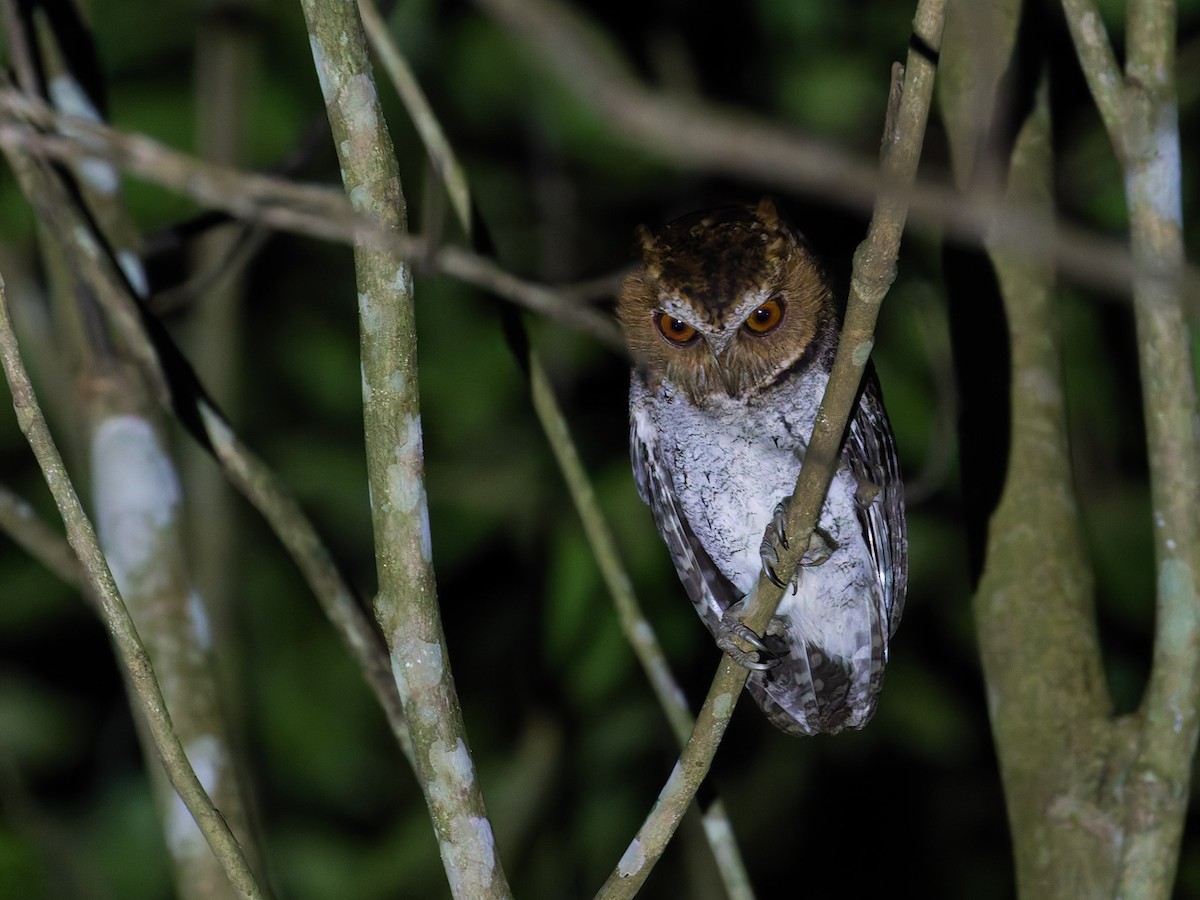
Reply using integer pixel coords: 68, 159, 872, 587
594, 1, 945, 894
473, 0, 1197, 300
0, 90, 621, 345
0, 481, 78, 586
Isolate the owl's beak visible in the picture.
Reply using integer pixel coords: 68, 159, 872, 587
706, 334, 739, 396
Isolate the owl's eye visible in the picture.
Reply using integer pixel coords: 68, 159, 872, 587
654, 312, 700, 346
743, 297, 785, 335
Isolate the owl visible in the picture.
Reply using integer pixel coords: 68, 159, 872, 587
617, 199, 907, 736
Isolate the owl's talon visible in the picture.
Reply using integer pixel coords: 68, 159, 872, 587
763, 561, 786, 590
716, 609, 780, 671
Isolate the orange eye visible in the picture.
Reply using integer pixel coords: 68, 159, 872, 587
654, 312, 699, 346
743, 297, 784, 334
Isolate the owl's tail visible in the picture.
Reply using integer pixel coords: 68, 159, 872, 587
747, 602, 887, 737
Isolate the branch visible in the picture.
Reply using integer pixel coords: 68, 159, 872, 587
0, 277, 264, 900
0, 90, 622, 346
1059, 0, 1127, 149
0, 481, 79, 586
358, 6, 754, 892
0, 78, 416, 780
594, 1, 946, 894
1109, 0, 1199, 892
298, 0, 512, 896
473, 0, 1197, 300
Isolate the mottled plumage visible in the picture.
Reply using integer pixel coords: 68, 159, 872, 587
618, 199, 907, 736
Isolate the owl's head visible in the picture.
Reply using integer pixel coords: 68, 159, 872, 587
617, 198, 837, 405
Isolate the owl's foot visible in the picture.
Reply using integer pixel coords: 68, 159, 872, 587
716, 602, 787, 671
759, 500, 839, 589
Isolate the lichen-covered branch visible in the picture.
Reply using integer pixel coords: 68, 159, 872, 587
88, 370, 256, 900
298, 0, 511, 896
1, 58, 415, 794
1096, 0, 1200, 891
594, 1, 944, 894
361, 7, 753, 890
0, 278, 265, 900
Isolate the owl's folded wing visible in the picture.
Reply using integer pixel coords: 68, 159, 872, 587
630, 400, 744, 638
845, 366, 908, 639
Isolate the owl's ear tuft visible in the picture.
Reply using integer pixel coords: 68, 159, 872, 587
754, 197, 780, 230
635, 224, 666, 278
755, 197, 797, 263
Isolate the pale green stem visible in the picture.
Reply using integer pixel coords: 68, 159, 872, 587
298, 0, 511, 896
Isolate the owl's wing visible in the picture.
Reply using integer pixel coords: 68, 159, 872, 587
844, 365, 908, 638
630, 390, 743, 636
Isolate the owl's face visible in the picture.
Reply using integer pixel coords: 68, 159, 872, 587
618, 199, 837, 405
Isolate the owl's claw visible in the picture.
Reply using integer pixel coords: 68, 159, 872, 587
759, 499, 839, 589
716, 604, 782, 671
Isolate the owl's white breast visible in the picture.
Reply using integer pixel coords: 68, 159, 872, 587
632, 370, 880, 661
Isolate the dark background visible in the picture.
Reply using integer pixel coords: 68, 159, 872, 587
0, 0, 1197, 896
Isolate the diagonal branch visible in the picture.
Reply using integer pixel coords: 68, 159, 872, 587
0, 481, 79, 586
0, 72, 416, 777
594, 1, 945, 894
0, 277, 265, 900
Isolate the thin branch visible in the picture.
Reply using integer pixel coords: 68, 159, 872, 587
1060, 0, 1128, 148
198, 404, 415, 766
473, 0, 1196, 300
0, 82, 417, 776
528, 355, 756, 900
0, 88, 620, 345
0, 276, 264, 900
298, 0, 512, 896
362, 7, 753, 892
431, 245, 621, 348
594, 1, 945, 894
358, 0, 471, 231
0, 482, 78, 586
1, 80, 1195, 314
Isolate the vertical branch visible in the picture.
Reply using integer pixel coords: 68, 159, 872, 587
1063, 0, 1199, 893
1117, 0, 1199, 891
180, 0, 256, 654
357, 5, 756, 892
297, 2, 511, 897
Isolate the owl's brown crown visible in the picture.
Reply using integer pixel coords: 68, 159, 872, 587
618, 199, 838, 404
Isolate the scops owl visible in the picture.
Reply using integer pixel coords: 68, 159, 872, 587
618, 199, 907, 736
